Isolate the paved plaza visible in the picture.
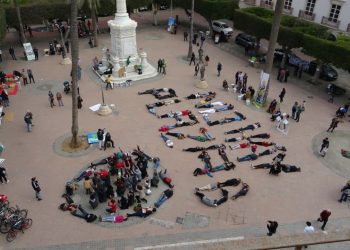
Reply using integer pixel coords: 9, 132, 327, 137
0, 9, 350, 250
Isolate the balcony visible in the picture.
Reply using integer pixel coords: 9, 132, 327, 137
260, 1, 273, 9
298, 10, 315, 21
283, 7, 294, 15
321, 16, 340, 29
244, 0, 256, 6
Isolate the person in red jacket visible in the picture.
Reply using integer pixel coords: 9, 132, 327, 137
317, 209, 331, 230
106, 198, 117, 214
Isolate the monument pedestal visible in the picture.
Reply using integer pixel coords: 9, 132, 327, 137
195, 80, 208, 89
97, 104, 113, 116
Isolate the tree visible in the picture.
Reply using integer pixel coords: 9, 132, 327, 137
14, 0, 27, 43
265, 0, 285, 74
70, 0, 81, 148
79, 0, 100, 47
152, 0, 160, 26
187, 0, 194, 58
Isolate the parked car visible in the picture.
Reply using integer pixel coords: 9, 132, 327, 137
308, 61, 338, 81
159, 5, 168, 10
211, 20, 233, 37
235, 33, 256, 48
138, 6, 148, 11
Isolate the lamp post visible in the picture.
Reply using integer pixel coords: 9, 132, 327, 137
97, 80, 112, 116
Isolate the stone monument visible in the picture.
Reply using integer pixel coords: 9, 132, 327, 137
195, 62, 208, 89
94, 0, 157, 85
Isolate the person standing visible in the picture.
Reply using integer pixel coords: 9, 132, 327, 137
162, 59, 166, 75
105, 75, 113, 90
194, 63, 199, 77
291, 101, 298, 120
27, 69, 35, 83
24, 110, 33, 132
200, 34, 205, 48
327, 117, 341, 133
21, 69, 28, 85
97, 128, 104, 150
295, 101, 305, 122
317, 209, 331, 231
0, 48, 2, 62
0, 164, 9, 184
28, 26, 33, 37
56, 92, 63, 106
77, 95, 83, 109
157, 59, 162, 73
284, 69, 290, 82
303, 221, 315, 248
48, 91, 55, 108
9, 46, 16, 60
279, 88, 286, 103
31, 177, 42, 201
267, 220, 278, 236
65, 40, 70, 53
183, 31, 188, 41
320, 137, 329, 157
217, 62, 222, 77
33, 47, 39, 60
189, 52, 196, 66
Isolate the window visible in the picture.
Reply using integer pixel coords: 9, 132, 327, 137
284, 0, 292, 10
328, 4, 341, 23
265, 0, 272, 5
305, 0, 316, 16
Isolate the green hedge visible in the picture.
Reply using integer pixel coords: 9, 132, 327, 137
0, 6, 6, 41
233, 7, 350, 72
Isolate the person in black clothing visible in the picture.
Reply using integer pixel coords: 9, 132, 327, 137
189, 52, 196, 66
104, 132, 115, 150
267, 221, 278, 236
97, 128, 104, 150
9, 46, 16, 60
183, 31, 188, 41
77, 95, 83, 109
320, 137, 330, 154
154, 188, 173, 208
0, 165, 9, 184
33, 47, 39, 60
31, 177, 42, 201
279, 88, 286, 103
217, 62, 222, 77
231, 183, 249, 200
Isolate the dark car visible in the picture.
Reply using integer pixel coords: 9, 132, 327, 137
235, 33, 256, 48
308, 61, 338, 81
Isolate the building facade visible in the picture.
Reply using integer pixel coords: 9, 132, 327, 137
240, 0, 350, 32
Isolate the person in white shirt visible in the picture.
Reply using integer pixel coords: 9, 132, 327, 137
303, 221, 315, 248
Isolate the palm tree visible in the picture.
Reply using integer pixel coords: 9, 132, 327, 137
264, 0, 285, 74
187, 0, 194, 58
70, 0, 81, 148
14, 0, 27, 43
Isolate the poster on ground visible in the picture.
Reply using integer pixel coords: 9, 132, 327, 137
23, 43, 35, 61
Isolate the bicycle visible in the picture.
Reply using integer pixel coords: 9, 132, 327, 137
0, 206, 28, 234
6, 218, 32, 242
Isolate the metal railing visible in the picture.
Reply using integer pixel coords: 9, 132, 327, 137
321, 16, 340, 29
298, 10, 315, 21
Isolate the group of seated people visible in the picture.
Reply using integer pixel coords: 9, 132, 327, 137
59, 147, 175, 223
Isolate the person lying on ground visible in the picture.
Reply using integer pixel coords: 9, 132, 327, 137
157, 110, 191, 119
194, 188, 228, 207
187, 134, 209, 142
226, 133, 269, 142
237, 153, 258, 162
198, 104, 234, 114
160, 133, 174, 148
193, 162, 236, 177
195, 101, 226, 109
59, 203, 97, 222
195, 178, 241, 191
154, 188, 173, 208
159, 119, 198, 132
247, 140, 274, 147
231, 183, 249, 200
224, 122, 261, 135
146, 99, 181, 115
127, 207, 157, 218
186, 91, 216, 100
166, 132, 186, 139
158, 169, 174, 188
258, 148, 277, 157
99, 214, 128, 223
273, 153, 286, 164
281, 164, 301, 172
203, 112, 246, 126
198, 150, 213, 170
138, 88, 176, 97
229, 142, 250, 150
269, 162, 282, 176
218, 148, 229, 163
183, 144, 226, 152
